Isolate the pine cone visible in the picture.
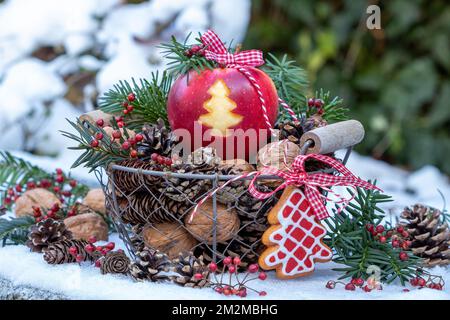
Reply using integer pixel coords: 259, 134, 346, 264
401, 204, 450, 267
119, 192, 190, 225
43, 239, 96, 264
112, 159, 166, 194
100, 251, 131, 275
129, 248, 172, 282
159, 162, 217, 202
26, 219, 73, 253
215, 160, 254, 205
137, 119, 180, 158
170, 252, 210, 288
275, 119, 310, 145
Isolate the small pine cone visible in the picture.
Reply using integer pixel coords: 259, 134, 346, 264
138, 119, 180, 158
170, 252, 210, 288
100, 251, 130, 275
215, 160, 254, 205
119, 192, 190, 225
275, 120, 308, 145
401, 204, 450, 267
111, 159, 166, 194
43, 239, 96, 264
129, 248, 172, 282
26, 219, 73, 253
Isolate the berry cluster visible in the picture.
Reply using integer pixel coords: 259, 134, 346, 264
68, 236, 117, 265
196, 256, 268, 298
184, 44, 206, 58
151, 153, 172, 166
307, 97, 324, 115
326, 277, 382, 293
409, 269, 444, 291
121, 93, 136, 115
2, 168, 81, 219
366, 224, 411, 261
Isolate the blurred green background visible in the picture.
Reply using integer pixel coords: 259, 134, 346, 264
245, 0, 450, 175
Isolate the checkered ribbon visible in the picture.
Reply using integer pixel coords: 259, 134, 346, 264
200, 30, 299, 135
201, 30, 264, 67
248, 154, 381, 220
188, 153, 380, 223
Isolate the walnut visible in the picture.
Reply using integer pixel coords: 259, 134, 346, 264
184, 199, 240, 244
83, 189, 106, 215
15, 188, 61, 217
64, 212, 108, 241
257, 139, 300, 186
142, 223, 198, 259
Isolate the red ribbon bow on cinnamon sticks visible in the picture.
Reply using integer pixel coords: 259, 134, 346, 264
201, 30, 264, 67
189, 153, 381, 223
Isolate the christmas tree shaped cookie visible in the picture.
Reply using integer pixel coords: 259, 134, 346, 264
259, 186, 332, 279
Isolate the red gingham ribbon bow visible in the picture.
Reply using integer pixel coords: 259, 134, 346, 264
248, 154, 381, 220
201, 30, 264, 67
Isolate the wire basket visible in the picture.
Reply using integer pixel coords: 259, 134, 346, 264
97, 141, 353, 266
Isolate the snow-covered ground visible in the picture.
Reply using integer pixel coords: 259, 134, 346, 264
0, 150, 449, 300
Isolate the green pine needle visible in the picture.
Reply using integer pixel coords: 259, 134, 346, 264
325, 183, 420, 285
310, 89, 349, 123
0, 216, 35, 246
99, 72, 172, 129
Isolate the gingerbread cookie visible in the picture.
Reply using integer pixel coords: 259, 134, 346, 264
258, 186, 332, 279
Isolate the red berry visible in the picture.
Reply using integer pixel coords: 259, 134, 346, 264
123, 109, 129, 115
88, 236, 97, 244
397, 226, 404, 233
386, 230, 393, 238
117, 121, 125, 128
33, 210, 42, 218
223, 256, 232, 265
326, 280, 336, 289
366, 224, 374, 233
259, 291, 267, 296
417, 278, 426, 287
164, 158, 173, 166
75, 254, 84, 263
96, 132, 104, 140
410, 277, 419, 286
399, 251, 408, 261
307, 98, 315, 107
130, 150, 138, 158
26, 181, 36, 189
156, 155, 164, 164
53, 186, 61, 193
15, 185, 22, 193
314, 99, 324, 108
56, 175, 64, 183
90, 139, 99, 147
233, 257, 241, 265
127, 93, 135, 102
115, 116, 123, 122
95, 260, 102, 268
379, 236, 387, 243
122, 101, 128, 108
238, 288, 247, 298
354, 278, 364, 287
402, 231, 409, 238
105, 242, 115, 250
248, 264, 259, 273
223, 289, 232, 296
51, 203, 60, 211
375, 225, 385, 234
228, 265, 236, 273
135, 134, 143, 142
345, 283, 356, 291
401, 241, 410, 250
208, 263, 218, 272
151, 153, 158, 161
85, 244, 95, 253
363, 285, 372, 292
101, 248, 109, 255
190, 45, 202, 53
69, 180, 77, 188
127, 105, 134, 112
95, 246, 103, 252
194, 273, 203, 280
392, 239, 400, 248
215, 287, 224, 294
434, 284, 443, 290
258, 272, 267, 280
35, 217, 42, 223
56, 168, 63, 175
112, 130, 122, 139
62, 191, 71, 197
4, 197, 12, 205
96, 119, 104, 127
69, 246, 78, 256
122, 141, 131, 150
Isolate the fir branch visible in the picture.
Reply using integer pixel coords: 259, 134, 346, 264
99, 72, 172, 129
0, 216, 35, 246
263, 54, 308, 121
0, 151, 50, 194
159, 33, 215, 77
61, 118, 130, 172
325, 183, 420, 285
309, 89, 349, 123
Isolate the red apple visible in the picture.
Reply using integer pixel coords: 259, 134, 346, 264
167, 67, 278, 161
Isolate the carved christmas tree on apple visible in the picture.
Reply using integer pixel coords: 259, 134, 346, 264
198, 79, 243, 137
259, 186, 332, 279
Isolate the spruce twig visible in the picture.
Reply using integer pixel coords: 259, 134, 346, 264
0, 216, 35, 246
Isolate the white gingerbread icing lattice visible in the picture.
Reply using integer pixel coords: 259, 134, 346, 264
263, 187, 332, 277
